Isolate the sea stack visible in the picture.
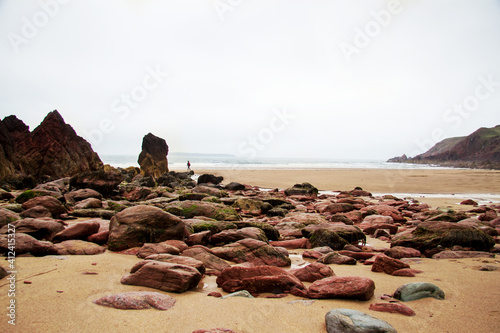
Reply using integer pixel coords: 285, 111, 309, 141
137, 133, 169, 177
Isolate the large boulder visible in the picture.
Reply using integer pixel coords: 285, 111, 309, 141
211, 238, 291, 267
64, 188, 102, 205
21, 196, 66, 217
197, 174, 223, 185
325, 309, 397, 333
391, 221, 495, 253
121, 261, 202, 293
1, 217, 65, 241
0, 233, 59, 256
107, 205, 185, 251
216, 265, 308, 297
137, 133, 169, 178
308, 276, 375, 301
284, 182, 318, 197
70, 170, 124, 197
0, 111, 103, 185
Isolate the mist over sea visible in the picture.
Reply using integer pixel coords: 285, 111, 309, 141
101, 153, 450, 170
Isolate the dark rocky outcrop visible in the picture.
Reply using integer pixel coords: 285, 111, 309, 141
70, 170, 124, 197
137, 133, 169, 178
0, 111, 103, 186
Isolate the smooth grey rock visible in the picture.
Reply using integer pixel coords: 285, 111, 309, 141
393, 282, 445, 302
325, 308, 397, 333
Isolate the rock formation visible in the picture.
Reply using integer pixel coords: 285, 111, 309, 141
0, 110, 103, 186
388, 125, 500, 169
137, 133, 169, 178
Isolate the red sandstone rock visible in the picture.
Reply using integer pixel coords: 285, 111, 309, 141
53, 220, 100, 242
384, 246, 421, 259
22, 196, 66, 217
269, 238, 308, 249
121, 261, 202, 293
136, 243, 181, 259
211, 239, 291, 267
182, 247, 231, 273
371, 254, 410, 275
93, 291, 176, 310
338, 250, 375, 260
369, 302, 415, 316
391, 268, 423, 277
87, 231, 109, 245
307, 276, 375, 301
292, 262, 335, 282
216, 265, 308, 297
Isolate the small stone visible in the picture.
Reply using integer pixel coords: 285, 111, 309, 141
24, 281, 32, 284
369, 302, 416, 316
207, 292, 222, 298
93, 291, 176, 310
221, 290, 255, 299
82, 271, 99, 275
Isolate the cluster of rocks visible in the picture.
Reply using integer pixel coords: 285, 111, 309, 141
1, 171, 499, 332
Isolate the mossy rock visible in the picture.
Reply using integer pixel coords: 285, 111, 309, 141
189, 220, 237, 234
177, 200, 241, 221
308, 229, 348, 250
15, 190, 46, 204
392, 221, 495, 252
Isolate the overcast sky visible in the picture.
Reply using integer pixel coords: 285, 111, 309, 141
1, 0, 500, 161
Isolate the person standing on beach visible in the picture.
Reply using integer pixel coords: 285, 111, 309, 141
187, 161, 191, 170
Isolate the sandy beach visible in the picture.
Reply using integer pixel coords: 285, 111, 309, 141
1, 168, 500, 333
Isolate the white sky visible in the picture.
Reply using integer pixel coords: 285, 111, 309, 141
1, 0, 500, 161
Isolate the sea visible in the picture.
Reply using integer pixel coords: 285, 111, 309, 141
100, 153, 450, 171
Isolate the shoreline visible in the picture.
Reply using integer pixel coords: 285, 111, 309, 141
172, 168, 500, 195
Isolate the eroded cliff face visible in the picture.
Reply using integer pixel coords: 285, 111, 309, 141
0, 110, 103, 185
137, 132, 169, 178
388, 125, 500, 169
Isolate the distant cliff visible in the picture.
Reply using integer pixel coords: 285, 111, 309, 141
388, 125, 500, 169
0, 110, 103, 186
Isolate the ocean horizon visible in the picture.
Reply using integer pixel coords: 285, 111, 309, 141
101, 153, 452, 170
